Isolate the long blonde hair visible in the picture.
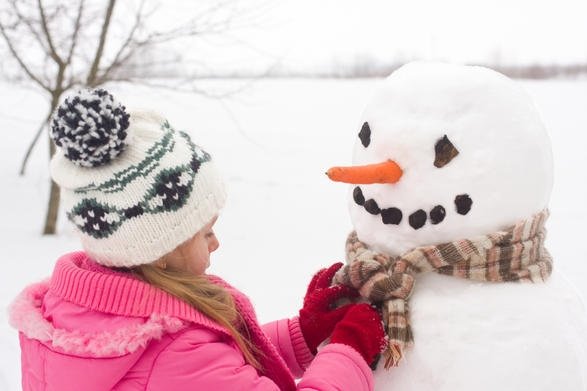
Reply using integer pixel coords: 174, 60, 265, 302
131, 263, 262, 369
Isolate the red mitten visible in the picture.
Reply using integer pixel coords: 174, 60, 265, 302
299, 262, 358, 354
330, 303, 386, 365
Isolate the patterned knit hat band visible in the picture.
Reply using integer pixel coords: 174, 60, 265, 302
50, 90, 226, 267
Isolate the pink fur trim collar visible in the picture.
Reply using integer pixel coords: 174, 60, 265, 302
9, 281, 185, 357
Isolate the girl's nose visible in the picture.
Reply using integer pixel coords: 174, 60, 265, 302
209, 236, 220, 253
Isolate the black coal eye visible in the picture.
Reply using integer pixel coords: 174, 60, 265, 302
358, 122, 371, 147
434, 134, 459, 168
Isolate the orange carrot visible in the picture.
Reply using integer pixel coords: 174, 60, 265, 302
326, 160, 403, 184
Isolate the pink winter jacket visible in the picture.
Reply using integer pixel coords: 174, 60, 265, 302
10, 251, 374, 390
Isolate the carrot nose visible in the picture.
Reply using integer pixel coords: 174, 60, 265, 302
326, 160, 403, 184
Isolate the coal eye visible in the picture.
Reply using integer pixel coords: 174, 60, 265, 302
434, 134, 459, 168
358, 122, 371, 147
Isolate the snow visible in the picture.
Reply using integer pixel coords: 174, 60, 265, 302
373, 271, 587, 390
0, 77, 586, 390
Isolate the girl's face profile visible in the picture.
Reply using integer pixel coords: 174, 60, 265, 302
165, 216, 219, 275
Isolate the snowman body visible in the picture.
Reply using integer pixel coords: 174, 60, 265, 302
332, 62, 587, 390
373, 272, 587, 390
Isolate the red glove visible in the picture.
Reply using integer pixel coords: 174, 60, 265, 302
330, 303, 386, 365
299, 263, 358, 354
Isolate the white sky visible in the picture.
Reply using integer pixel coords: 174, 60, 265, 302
158, 0, 587, 72
4, 0, 583, 76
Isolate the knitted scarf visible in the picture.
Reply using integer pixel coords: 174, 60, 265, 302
333, 210, 552, 369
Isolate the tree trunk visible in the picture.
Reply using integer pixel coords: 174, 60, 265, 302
42, 96, 61, 235
43, 137, 60, 235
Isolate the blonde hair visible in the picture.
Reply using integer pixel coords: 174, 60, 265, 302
131, 263, 262, 369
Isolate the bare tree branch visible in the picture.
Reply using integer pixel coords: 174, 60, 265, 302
19, 109, 53, 175
96, 0, 145, 84
63, 75, 82, 92
0, 21, 51, 92
66, 0, 85, 65
37, 0, 64, 66
41, 53, 54, 87
137, 0, 242, 46
8, 0, 49, 54
87, 0, 116, 86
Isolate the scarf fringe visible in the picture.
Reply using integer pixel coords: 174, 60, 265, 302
383, 342, 404, 369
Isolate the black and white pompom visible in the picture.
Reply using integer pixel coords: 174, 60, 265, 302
50, 89, 131, 167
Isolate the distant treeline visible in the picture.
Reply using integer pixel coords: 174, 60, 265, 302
473, 63, 587, 79
191, 62, 587, 80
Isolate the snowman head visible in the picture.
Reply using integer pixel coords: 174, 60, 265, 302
329, 62, 553, 256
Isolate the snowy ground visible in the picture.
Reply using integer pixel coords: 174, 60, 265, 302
0, 78, 586, 390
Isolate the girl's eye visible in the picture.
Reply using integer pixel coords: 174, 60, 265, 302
205, 232, 215, 238
434, 135, 459, 168
358, 122, 371, 147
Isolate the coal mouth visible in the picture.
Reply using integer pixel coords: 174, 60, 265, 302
353, 186, 473, 230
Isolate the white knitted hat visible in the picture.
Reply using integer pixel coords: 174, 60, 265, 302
50, 89, 226, 267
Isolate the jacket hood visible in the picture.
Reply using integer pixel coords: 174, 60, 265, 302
9, 280, 185, 358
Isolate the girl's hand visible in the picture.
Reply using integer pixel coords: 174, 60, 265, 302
330, 303, 386, 365
299, 262, 358, 354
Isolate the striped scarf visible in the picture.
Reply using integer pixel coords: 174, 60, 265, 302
333, 210, 552, 369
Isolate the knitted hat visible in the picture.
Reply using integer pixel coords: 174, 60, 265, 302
50, 89, 226, 267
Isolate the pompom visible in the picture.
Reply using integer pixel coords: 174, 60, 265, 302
50, 89, 130, 167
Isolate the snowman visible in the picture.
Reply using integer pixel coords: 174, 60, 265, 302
327, 62, 587, 390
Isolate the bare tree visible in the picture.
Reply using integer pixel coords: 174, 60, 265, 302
0, 0, 263, 234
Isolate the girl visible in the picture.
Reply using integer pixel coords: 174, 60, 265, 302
9, 89, 385, 390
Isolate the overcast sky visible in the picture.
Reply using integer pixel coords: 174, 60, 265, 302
157, 0, 587, 73
4, 1, 583, 76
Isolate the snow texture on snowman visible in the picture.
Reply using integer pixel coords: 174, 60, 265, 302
328, 62, 587, 390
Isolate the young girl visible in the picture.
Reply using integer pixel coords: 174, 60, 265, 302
9, 89, 385, 390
